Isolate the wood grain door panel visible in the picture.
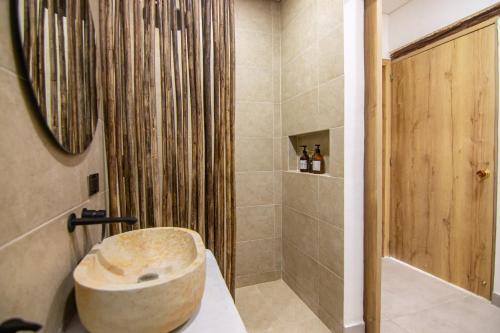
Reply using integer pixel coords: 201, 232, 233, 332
390, 24, 497, 299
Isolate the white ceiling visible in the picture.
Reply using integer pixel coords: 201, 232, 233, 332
382, 0, 411, 14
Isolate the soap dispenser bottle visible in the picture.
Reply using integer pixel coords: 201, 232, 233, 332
299, 145, 309, 172
312, 144, 325, 174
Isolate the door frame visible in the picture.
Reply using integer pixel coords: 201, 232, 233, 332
363, 3, 500, 333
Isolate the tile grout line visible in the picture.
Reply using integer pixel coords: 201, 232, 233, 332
0, 191, 108, 251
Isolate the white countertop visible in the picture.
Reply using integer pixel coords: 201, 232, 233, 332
66, 250, 247, 333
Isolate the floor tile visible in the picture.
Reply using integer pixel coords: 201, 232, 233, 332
236, 279, 330, 332
382, 258, 500, 333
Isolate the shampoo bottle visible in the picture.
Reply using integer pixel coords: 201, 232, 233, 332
312, 144, 325, 174
299, 145, 309, 172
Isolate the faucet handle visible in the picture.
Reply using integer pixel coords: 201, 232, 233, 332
0, 318, 42, 332
82, 208, 107, 218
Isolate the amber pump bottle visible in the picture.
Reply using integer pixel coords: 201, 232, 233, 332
312, 144, 325, 174
299, 145, 309, 172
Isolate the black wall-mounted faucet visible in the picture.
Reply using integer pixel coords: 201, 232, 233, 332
67, 208, 137, 233
0, 318, 41, 333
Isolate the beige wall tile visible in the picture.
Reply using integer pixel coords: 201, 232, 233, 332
236, 29, 273, 69
0, 1, 19, 74
236, 238, 277, 276
283, 88, 318, 136
318, 264, 344, 325
275, 204, 283, 237
236, 66, 273, 102
271, 1, 281, 35
318, 176, 344, 228
317, 307, 344, 333
281, 0, 315, 32
236, 205, 275, 242
274, 237, 283, 272
283, 207, 318, 259
282, 46, 317, 101
318, 75, 344, 129
274, 104, 282, 138
283, 172, 319, 218
273, 138, 282, 170
235, 0, 281, 283
281, 5, 317, 65
235, 0, 273, 33
236, 102, 274, 138
236, 138, 274, 172
273, 171, 283, 205
316, 0, 343, 40
0, 68, 106, 246
318, 29, 344, 84
236, 271, 281, 288
282, 241, 319, 306
236, 172, 274, 207
330, 126, 344, 177
0, 192, 105, 333
318, 221, 344, 278
283, 271, 320, 314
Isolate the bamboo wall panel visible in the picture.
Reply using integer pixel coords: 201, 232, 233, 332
390, 24, 497, 299
99, 0, 237, 295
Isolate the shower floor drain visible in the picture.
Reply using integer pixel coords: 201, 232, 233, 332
137, 272, 159, 283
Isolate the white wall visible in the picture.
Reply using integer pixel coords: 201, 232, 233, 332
387, 0, 498, 52
381, 13, 390, 59
343, 0, 365, 328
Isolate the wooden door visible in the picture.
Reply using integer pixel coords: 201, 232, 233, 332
390, 23, 497, 299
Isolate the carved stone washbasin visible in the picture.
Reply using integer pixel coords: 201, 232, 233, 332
74, 227, 206, 333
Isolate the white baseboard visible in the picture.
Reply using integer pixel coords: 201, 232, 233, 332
344, 321, 365, 333
492, 293, 500, 308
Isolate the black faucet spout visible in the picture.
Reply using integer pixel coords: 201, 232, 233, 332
68, 209, 137, 233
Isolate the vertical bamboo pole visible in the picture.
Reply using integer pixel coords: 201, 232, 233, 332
193, 0, 205, 239
102, 0, 120, 234
57, 0, 68, 148
67, 0, 76, 151
185, 0, 198, 231
160, 0, 177, 227
37, 0, 46, 118
75, 0, 85, 152
143, 0, 153, 228
122, 0, 140, 229
149, 0, 160, 228
29, 0, 38, 104
23, 1, 31, 59
116, 0, 128, 221
48, 0, 59, 139
171, 0, 187, 228
202, 0, 215, 251
134, 0, 147, 230
179, 0, 190, 228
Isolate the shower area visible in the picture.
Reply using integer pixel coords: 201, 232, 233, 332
85, 0, 345, 330
233, 0, 345, 332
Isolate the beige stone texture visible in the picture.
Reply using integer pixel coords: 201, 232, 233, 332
235, 0, 282, 286
74, 228, 206, 333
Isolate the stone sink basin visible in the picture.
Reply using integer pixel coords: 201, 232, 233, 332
74, 227, 206, 333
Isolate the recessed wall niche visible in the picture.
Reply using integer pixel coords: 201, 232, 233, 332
286, 129, 343, 177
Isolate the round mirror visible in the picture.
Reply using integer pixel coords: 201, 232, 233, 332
14, 0, 98, 154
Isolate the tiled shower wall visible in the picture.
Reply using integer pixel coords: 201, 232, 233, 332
280, 0, 345, 332
0, 1, 106, 332
234, 0, 283, 287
